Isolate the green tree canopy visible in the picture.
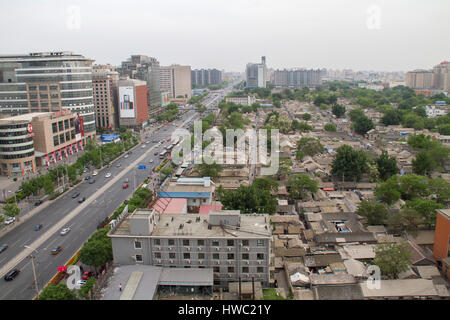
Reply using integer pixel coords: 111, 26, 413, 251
374, 242, 411, 279
331, 104, 346, 118
217, 184, 277, 214
324, 123, 337, 132
3, 203, 20, 217
286, 174, 318, 200
331, 144, 369, 182
356, 200, 388, 225
38, 283, 78, 300
375, 151, 399, 181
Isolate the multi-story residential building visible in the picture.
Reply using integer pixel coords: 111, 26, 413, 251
432, 61, 450, 91
425, 102, 448, 118
117, 78, 148, 129
406, 70, 434, 89
92, 65, 119, 130
433, 209, 450, 280
108, 209, 271, 288
225, 95, 257, 106
0, 52, 96, 138
271, 69, 323, 88
406, 62, 450, 91
160, 65, 192, 99
191, 69, 223, 87
117, 55, 162, 120
0, 110, 88, 175
246, 56, 266, 88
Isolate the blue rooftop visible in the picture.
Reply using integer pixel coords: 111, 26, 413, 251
158, 192, 210, 198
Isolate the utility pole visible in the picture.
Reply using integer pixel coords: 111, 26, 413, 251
24, 245, 39, 297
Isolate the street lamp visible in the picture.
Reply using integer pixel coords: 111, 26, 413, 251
24, 245, 39, 297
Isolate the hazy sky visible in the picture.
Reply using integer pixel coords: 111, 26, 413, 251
1, 0, 449, 72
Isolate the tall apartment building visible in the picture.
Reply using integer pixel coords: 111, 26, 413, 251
118, 78, 148, 129
271, 69, 322, 88
117, 55, 162, 119
92, 65, 119, 130
406, 62, 450, 91
160, 65, 192, 99
433, 209, 450, 280
191, 69, 223, 86
246, 56, 266, 88
0, 52, 96, 139
108, 209, 271, 288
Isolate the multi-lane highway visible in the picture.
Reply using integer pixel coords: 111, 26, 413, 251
0, 86, 231, 300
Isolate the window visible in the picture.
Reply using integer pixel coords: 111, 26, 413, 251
58, 121, 63, 131
154, 239, 160, 245
212, 240, 219, 247
183, 239, 189, 246
242, 253, 249, 260
64, 119, 69, 130
169, 252, 175, 259
183, 253, 190, 259
59, 133, 65, 144
227, 240, 234, 247
213, 267, 220, 273
257, 253, 264, 260
154, 252, 161, 259
134, 241, 142, 249
197, 239, 204, 246
227, 253, 234, 260
228, 267, 234, 273
257, 240, 264, 246
135, 254, 143, 262
198, 253, 205, 259
70, 118, 74, 127
242, 240, 249, 246
257, 267, 264, 273
212, 253, 219, 260
65, 132, 70, 142
242, 267, 249, 273
52, 123, 57, 133
53, 135, 59, 147
168, 239, 175, 246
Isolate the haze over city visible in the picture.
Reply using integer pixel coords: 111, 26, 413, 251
1, 0, 449, 71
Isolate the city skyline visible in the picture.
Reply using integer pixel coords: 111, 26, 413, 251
1, 0, 449, 72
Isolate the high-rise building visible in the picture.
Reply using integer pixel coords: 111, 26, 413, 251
117, 55, 162, 119
246, 57, 266, 88
191, 69, 223, 87
117, 78, 148, 129
92, 65, 119, 131
406, 62, 450, 91
159, 65, 192, 99
433, 209, 450, 280
0, 51, 96, 141
432, 61, 450, 91
271, 69, 322, 88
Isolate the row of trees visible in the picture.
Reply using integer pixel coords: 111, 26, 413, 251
156, 103, 179, 122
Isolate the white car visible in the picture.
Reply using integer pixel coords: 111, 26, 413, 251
141, 145, 146, 149
105, 173, 112, 178
92, 170, 98, 176
77, 279, 87, 287
149, 159, 154, 163
60, 227, 71, 235
124, 154, 129, 159
4, 217, 16, 225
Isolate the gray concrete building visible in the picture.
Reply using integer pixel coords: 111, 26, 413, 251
108, 209, 272, 288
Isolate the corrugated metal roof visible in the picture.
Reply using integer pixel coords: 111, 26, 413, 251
158, 191, 210, 198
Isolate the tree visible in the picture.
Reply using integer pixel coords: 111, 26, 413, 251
374, 242, 411, 279
286, 174, 318, 200
405, 198, 443, 227
398, 174, 429, 200
324, 123, 337, 132
79, 230, 112, 272
3, 203, 20, 217
374, 175, 401, 205
412, 151, 436, 176
296, 138, 324, 161
301, 113, 312, 121
217, 184, 277, 214
38, 283, 78, 300
387, 209, 423, 234
348, 108, 365, 122
352, 115, 375, 135
438, 124, 450, 135
331, 104, 346, 118
402, 113, 424, 130
375, 151, 399, 181
252, 178, 279, 193
78, 277, 96, 300
428, 178, 450, 204
356, 200, 388, 225
331, 145, 369, 182
381, 109, 403, 126
196, 161, 223, 179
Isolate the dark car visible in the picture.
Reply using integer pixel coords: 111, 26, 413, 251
154, 152, 158, 155
34, 224, 43, 231
34, 200, 43, 206
78, 197, 86, 203
0, 244, 8, 254
152, 140, 158, 143
71, 191, 80, 198
4, 269, 19, 281
51, 246, 62, 255
84, 175, 91, 181
127, 151, 132, 155
89, 179, 95, 184
81, 271, 94, 280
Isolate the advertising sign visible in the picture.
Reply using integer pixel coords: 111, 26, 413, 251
119, 86, 136, 118
74, 113, 84, 141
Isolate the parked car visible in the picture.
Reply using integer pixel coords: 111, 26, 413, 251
77, 279, 87, 287
141, 145, 146, 149
71, 191, 80, 198
149, 159, 154, 163
60, 227, 71, 235
84, 175, 91, 181
51, 246, 62, 255
92, 170, 98, 176
122, 183, 129, 189
33, 224, 43, 231
0, 244, 8, 254
4, 269, 19, 281
34, 200, 43, 206
89, 179, 95, 184
154, 152, 158, 155
81, 271, 94, 280
124, 154, 129, 159
116, 163, 121, 167
78, 197, 86, 203
105, 172, 112, 178
124, 178, 129, 183
4, 217, 16, 225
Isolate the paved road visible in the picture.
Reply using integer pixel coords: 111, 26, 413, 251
0, 85, 232, 300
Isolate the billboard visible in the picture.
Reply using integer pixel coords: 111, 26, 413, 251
74, 113, 84, 141
119, 86, 136, 118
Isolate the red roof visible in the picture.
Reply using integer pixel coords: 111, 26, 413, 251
152, 198, 187, 214
199, 204, 223, 214
322, 187, 335, 191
